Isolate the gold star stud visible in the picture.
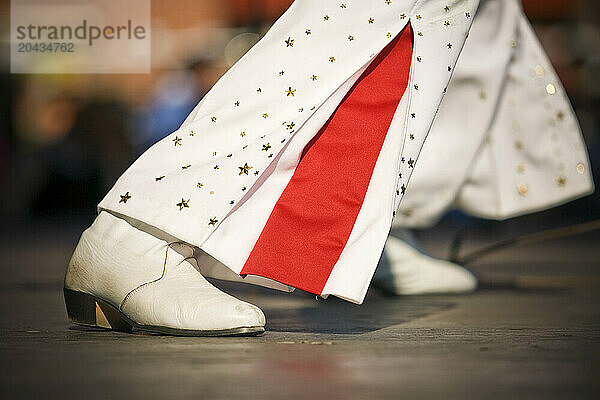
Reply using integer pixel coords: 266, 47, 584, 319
262, 143, 271, 151
119, 192, 131, 203
447, 43, 453, 49
340, 3, 346, 8
444, 5, 450, 11
348, 35, 354, 41
444, 20, 450, 26
415, 15, 422, 20
329, 56, 336, 62
400, 13, 406, 19
209, 217, 218, 226
239, 163, 252, 175
240, 131, 246, 137
285, 37, 295, 47
305, 29, 311, 35
557, 176, 566, 186
285, 87, 296, 96
324, 15, 329, 21
311, 74, 318, 81
176, 198, 189, 210
172, 136, 182, 146
368, 17, 374, 23
189, 130, 195, 136
465, 12, 471, 18
155, 176, 165, 181
197, 182, 203, 188
211, 116, 217, 122
262, 113, 269, 118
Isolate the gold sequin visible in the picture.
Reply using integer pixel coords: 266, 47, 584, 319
517, 164, 525, 173
576, 163, 585, 174
546, 83, 556, 95
534, 65, 544, 76
518, 183, 528, 196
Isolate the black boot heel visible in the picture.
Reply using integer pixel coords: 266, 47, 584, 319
63, 288, 132, 332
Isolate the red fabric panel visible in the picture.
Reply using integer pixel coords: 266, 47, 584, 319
241, 24, 414, 295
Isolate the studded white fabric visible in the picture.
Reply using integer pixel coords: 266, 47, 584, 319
393, 0, 593, 227
96, 0, 591, 304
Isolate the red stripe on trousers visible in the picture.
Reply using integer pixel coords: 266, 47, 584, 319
241, 24, 414, 295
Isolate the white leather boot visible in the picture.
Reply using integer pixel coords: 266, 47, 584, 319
373, 234, 477, 295
64, 211, 266, 336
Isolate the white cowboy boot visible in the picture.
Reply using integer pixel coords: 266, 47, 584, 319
64, 211, 265, 336
373, 233, 477, 295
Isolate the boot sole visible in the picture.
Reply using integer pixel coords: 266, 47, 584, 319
63, 288, 265, 337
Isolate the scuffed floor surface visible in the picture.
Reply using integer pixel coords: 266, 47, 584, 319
1, 217, 599, 399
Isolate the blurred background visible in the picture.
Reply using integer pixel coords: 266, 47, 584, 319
0, 0, 598, 256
